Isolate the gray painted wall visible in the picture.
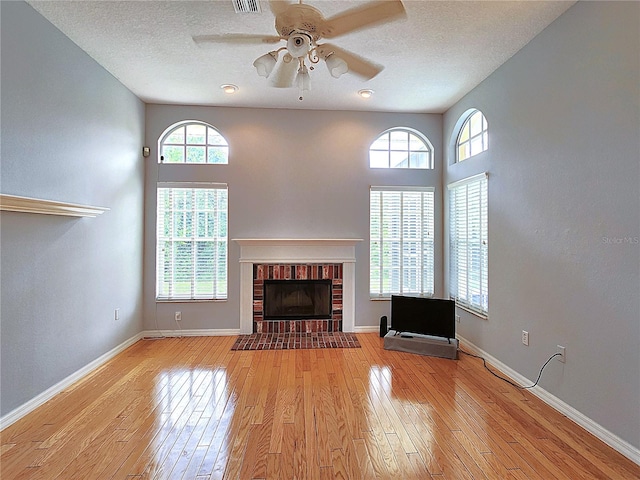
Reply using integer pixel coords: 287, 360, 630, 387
444, 1, 639, 449
1, 2, 145, 416
143, 106, 443, 333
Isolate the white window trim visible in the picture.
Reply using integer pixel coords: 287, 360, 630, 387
455, 110, 488, 163
369, 128, 434, 169
158, 120, 229, 164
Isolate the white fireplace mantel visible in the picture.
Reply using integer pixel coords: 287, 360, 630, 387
233, 238, 362, 334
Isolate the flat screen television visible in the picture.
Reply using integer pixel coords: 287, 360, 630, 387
390, 295, 455, 340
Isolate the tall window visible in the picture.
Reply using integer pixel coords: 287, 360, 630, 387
159, 121, 228, 164
156, 183, 228, 300
456, 110, 488, 162
449, 174, 488, 315
370, 187, 435, 298
369, 128, 433, 169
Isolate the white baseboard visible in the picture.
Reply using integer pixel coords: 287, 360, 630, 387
147, 328, 368, 336
458, 335, 640, 466
353, 326, 379, 333
141, 328, 241, 338
0, 332, 145, 431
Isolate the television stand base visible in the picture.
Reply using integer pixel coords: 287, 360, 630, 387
383, 330, 458, 360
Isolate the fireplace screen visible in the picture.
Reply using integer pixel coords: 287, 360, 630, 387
264, 279, 332, 320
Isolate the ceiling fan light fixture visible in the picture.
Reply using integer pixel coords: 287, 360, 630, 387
221, 84, 239, 94
297, 64, 311, 92
358, 89, 374, 98
253, 51, 279, 78
325, 53, 348, 78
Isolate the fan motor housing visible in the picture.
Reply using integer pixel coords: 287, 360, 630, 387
275, 4, 324, 41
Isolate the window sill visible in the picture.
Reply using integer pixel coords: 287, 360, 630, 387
370, 294, 434, 301
456, 303, 488, 320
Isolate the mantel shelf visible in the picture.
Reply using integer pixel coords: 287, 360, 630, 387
0, 194, 109, 218
233, 238, 363, 247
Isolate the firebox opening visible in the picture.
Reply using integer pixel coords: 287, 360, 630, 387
264, 279, 332, 320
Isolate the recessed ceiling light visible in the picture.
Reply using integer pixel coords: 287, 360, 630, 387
358, 89, 374, 99
221, 84, 238, 94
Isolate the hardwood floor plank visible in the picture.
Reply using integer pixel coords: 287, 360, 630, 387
279, 423, 296, 480
330, 448, 349, 480
302, 371, 321, 479
220, 405, 254, 480
265, 452, 283, 480
2, 334, 638, 480
352, 437, 378, 480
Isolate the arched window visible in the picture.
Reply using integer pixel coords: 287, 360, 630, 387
369, 128, 433, 169
456, 110, 488, 162
159, 121, 228, 164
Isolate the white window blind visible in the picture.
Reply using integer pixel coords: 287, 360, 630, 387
448, 174, 488, 315
370, 186, 435, 298
156, 183, 228, 300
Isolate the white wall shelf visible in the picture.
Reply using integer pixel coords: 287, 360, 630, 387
0, 194, 109, 218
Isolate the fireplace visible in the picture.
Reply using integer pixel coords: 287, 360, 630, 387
252, 263, 343, 333
264, 279, 332, 320
234, 239, 362, 334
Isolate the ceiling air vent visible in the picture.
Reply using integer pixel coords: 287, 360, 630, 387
232, 0, 261, 14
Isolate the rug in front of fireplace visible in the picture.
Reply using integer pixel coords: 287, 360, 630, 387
231, 332, 360, 350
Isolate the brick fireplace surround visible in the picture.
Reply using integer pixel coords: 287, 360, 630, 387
234, 239, 362, 334
253, 263, 343, 334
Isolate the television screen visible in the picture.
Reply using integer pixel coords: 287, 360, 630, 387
391, 295, 455, 339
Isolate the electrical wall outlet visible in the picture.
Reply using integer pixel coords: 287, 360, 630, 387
455, 315, 461, 323
175, 311, 182, 322
557, 345, 566, 363
114, 308, 120, 321
522, 330, 529, 346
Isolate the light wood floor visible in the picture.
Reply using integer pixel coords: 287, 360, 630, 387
1, 334, 638, 479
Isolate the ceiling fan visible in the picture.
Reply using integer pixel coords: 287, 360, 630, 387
193, 0, 406, 100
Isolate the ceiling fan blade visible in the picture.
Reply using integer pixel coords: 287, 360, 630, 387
316, 43, 383, 80
193, 34, 282, 45
270, 57, 298, 88
320, 0, 406, 39
269, 0, 292, 16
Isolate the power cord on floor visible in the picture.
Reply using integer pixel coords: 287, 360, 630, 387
143, 300, 166, 340
459, 348, 562, 390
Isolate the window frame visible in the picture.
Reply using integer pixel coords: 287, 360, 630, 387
369, 186, 435, 299
448, 173, 488, 317
369, 128, 434, 169
156, 182, 228, 301
158, 120, 229, 164
456, 110, 488, 162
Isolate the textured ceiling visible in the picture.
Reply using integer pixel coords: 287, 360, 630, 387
27, 0, 574, 113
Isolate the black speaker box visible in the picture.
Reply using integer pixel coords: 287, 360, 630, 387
379, 315, 388, 337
